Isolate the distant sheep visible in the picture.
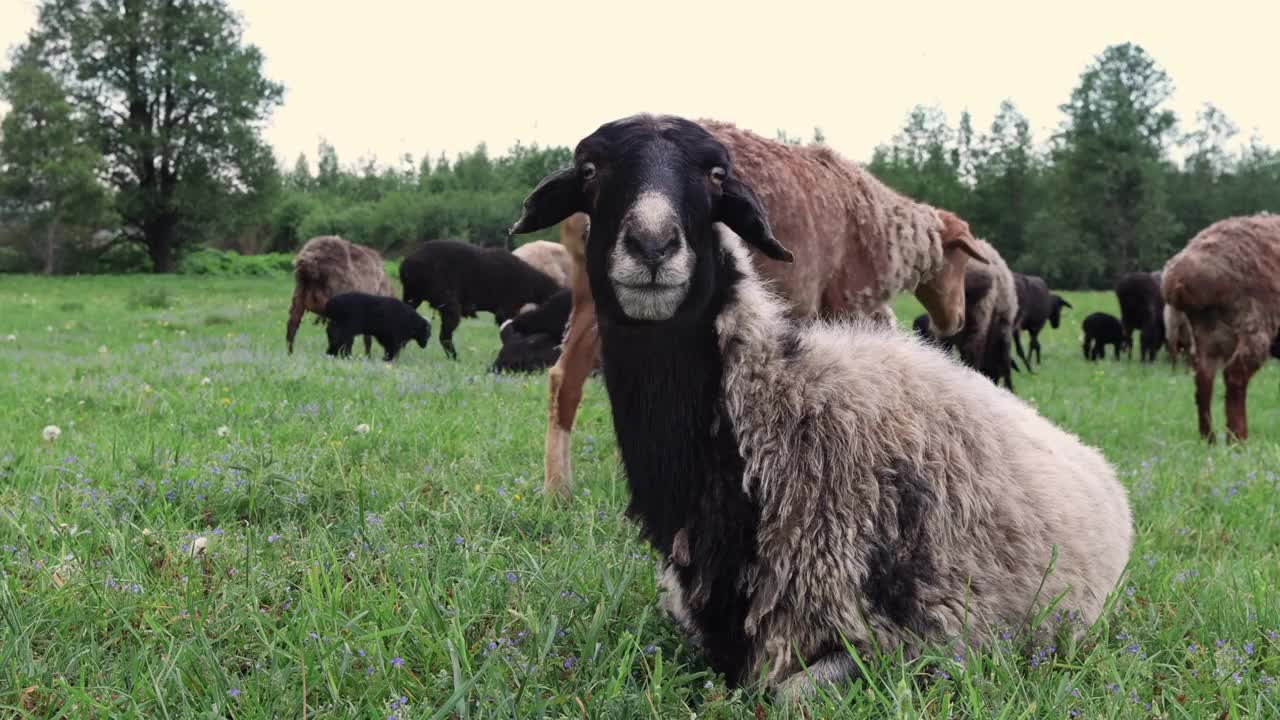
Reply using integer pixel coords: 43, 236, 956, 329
512, 240, 574, 287
1162, 213, 1280, 442
1163, 304, 1195, 370
507, 114, 1133, 699
1082, 312, 1129, 361
1115, 271, 1164, 362
522, 118, 990, 499
950, 238, 1019, 390
1012, 273, 1072, 369
323, 292, 430, 362
287, 235, 394, 354
399, 239, 562, 359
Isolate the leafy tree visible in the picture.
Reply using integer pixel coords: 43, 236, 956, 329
0, 45, 112, 273
970, 100, 1042, 265
23, 0, 284, 271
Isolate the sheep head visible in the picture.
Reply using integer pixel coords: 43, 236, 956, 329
915, 210, 987, 337
1049, 294, 1073, 328
510, 114, 792, 323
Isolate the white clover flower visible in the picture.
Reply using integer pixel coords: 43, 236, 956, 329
4, 334, 15, 342
42, 425, 62, 442
216, 426, 231, 438
97, 345, 108, 354
354, 423, 370, 435
200, 377, 212, 386
190, 536, 209, 556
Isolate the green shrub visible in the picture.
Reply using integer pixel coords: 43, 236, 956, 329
177, 247, 293, 277
126, 287, 175, 310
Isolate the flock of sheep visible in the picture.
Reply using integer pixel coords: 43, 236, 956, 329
279, 114, 1279, 700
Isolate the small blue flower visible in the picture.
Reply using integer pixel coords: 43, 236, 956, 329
505, 571, 518, 583
391, 656, 404, 668
227, 688, 240, 698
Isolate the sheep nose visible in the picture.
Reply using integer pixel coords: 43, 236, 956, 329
623, 228, 681, 273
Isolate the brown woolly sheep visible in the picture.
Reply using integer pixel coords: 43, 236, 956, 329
1163, 304, 1194, 370
1162, 213, 1280, 442
949, 238, 1019, 390
286, 235, 394, 354
513, 240, 574, 288
522, 118, 989, 499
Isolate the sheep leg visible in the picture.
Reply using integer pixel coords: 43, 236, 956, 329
1013, 331, 1034, 374
363, 334, 373, 358
775, 651, 862, 704
1082, 337, 1091, 361
1194, 362, 1216, 443
287, 285, 307, 354
1224, 357, 1261, 443
325, 322, 346, 357
544, 266, 599, 500
1031, 332, 1042, 366
438, 304, 462, 361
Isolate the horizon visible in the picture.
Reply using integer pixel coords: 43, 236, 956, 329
2, 0, 1279, 169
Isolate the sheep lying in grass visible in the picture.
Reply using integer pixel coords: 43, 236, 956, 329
1012, 273, 1072, 370
491, 289, 572, 374
1082, 312, 1129, 361
509, 113, 1133, 699
399, 240, 562, 360
1162, 213, 1280, 442
323, 292, 430, 362
287, 235, 394, 355
513, 240, 574, 287
530, 119, 989, 499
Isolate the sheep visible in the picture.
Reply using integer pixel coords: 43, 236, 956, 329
323, 292, 430, 362
1163, 304, 1195, 370
490, 288, 572, 374
1115, 271, 1164, 362
507, 114, 1133, 698
948, 238, 1019, 390
286, 235, 394, 355
1012, 273, 1072, 370
525, 118, 990, 499
399, 239, 562, 360
512, 239, 574, 287
1161, 213, 1280, 442
1082, 312, 1129, 361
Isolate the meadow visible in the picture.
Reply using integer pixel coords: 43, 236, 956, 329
1, 274, 1279, 719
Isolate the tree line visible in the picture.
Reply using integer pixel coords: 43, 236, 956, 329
1, 2, 1278, 287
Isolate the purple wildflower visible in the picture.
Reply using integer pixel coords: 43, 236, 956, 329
505, 571, 518, 583
391, 657, 404, 668
227, 688, 240, 698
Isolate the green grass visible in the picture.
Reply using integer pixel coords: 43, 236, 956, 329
1, 275, 1279, 719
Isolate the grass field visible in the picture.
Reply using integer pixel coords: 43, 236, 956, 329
2, 274, 1279, 719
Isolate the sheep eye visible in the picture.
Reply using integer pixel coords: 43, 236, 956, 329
580, 162, 597, 181
709, 166, 726, 186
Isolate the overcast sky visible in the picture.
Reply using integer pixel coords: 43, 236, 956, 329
2, 0, 1278, 169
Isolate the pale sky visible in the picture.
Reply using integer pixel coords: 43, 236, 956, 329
2, 0, 1278, 169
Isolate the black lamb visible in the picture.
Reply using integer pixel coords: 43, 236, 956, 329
1114, 271, 1164, 362
323, 292, 430, 362
1082, 312, 1129, 361
1012, 272, 1072, 370
491, 289, 573, 374
399, 239, 562, 360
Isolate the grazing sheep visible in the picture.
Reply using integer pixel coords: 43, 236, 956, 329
491, 289, 573, 374
1162, 214, 1280, 442
948, 239, 1019, 390
399, 239, 562, 360
513, 240, 574, 287
1082, 312, 1129, 361
323, 292, 430, 362
287, 235, 394, 355
1163, 304, 1195, 370
1115, 271, 1164, 362
524, 119, 990, 499
508, 114, 1133, 697
1012, 273, 1072, 369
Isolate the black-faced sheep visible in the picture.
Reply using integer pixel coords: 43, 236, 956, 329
1163, 304, 1195, 370
1162, 213, 1280, 442
1082, 312, 1128, 361
287, 235, 394, 355
1115, 271, 1164, 362
509, 114, 1133, 699
491, 288, 572, 374
1012, 273, 1072, 369
512, 240, 574, 287
399, 239, 562, 360
526, 119, 991, 499
323, 292, 430, 362
948, 238, 1019, 390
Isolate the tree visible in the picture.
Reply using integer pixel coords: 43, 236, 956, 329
969, 100, 1042, 265
0, 45, 112, 273
25, 0, 283, 272
868, 105, 969, 215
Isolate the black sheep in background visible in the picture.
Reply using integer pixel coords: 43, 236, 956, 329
1082, 312, 1129, 361
1115, 271, 1164, 362
399, 239, 561, 360
323, 292, 430, 362
491, 289, 573, 374
1012, 273, 1072, 370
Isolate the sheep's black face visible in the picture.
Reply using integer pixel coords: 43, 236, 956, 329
509, 114, 792, 323
1049, 295, 1072, 329
414, 316, 431, 348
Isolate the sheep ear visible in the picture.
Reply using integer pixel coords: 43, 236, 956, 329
945, 237, 989, 265
1057, 296, 1074, 309
509, 167, 584, 237
719, 176, 793, 263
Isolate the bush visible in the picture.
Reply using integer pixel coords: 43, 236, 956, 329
176, 247, 293, 276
